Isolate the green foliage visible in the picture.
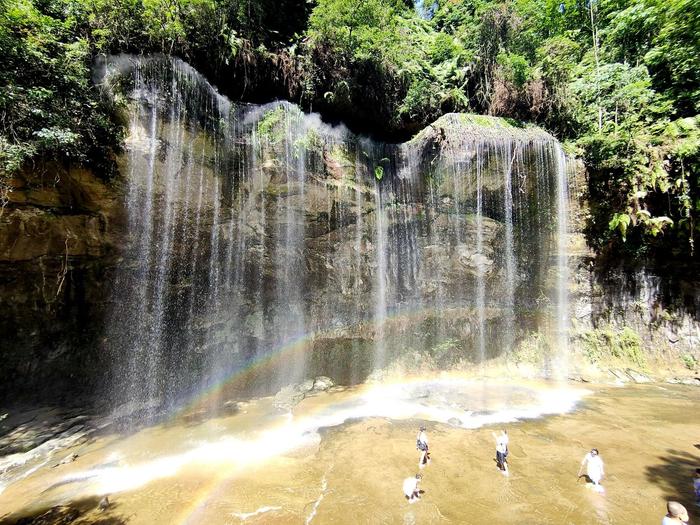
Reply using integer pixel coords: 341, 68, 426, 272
0, 0, 122, 180
681, 353, 697, 370
580, 326, 645, 367
430, 338, 459, 352
257, 106, 287, 143
427, 338, 462, 364
555, 0, 699, 258
306, 0, 439, 129
84, 0, 309, 54
294, 128, 323, 156
609, 213, 631, 241
399, 78, 440, 122
638, 0, 700, 115
497, 52, 530, 88
429, 33, 460, 64
513, 332, 549, 364
308, 0, 404, 62
0, 0, 698, 265
0, 0, 312, 181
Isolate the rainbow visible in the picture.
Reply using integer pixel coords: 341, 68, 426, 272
170, 330, 317, 420
131, 302, 555, 524
160, 299, 540, 423
175, 466, 239, 525
161, 306, 413, 420
169, 372, 581, 524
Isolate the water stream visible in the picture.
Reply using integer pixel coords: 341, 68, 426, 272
1, 381, 698, 525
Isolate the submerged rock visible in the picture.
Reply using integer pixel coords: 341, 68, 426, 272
273, 376, 336, 411
52, 452, 79, 468
625, 369, 651, 383
608, 368, 630, 383
20, 505, 81, 524
0, 408, 92, 456
98, 495, 110, 511
666, 376, 700, 386
272, 385, 305, 411
312, 376, 335, 392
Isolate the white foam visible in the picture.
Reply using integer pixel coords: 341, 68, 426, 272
46, 379, 589, 497
232, 505, 281, 520
0, 430, 85, 496
305, 475, 328, 524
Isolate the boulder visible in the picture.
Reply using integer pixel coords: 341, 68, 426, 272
567, 374, 590, 383
608, 368, 629, 383
312, 376, 335, 392
625, 369, 651, 383
53, 452, 79, 467
666, 376, 700, 386
272, 385, 306, 411
272, 376, 336, 411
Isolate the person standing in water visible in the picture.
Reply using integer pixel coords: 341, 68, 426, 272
693, 468, 700, 507
662, 501, 689, 524
403, 473, 422, 503
578, 448, 605, 491
492, 430, 509, 474
416, 426, 430, 468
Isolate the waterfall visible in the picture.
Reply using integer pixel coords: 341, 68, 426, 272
97, 56, 571, 420
554, 146, 571, 375
475, 143, 486, 363
373, 185, 388, 369
414, 0, 437, 20
502, 141, 517, 357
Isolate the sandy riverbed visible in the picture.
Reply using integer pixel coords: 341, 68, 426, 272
0, 377, 698, 524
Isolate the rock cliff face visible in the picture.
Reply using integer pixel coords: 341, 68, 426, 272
1, 55, 695, 407
563, 165, 700, 380
96, 56, 570, 414
0, 164, 125, 400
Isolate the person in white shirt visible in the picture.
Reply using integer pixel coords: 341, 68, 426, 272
662, 501, 689, 524
416, 426, 430, 469
492, 430, 509, 474
578, 448, 605, 490
403, 473, 422, 503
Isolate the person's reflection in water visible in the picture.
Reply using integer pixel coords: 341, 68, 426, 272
583, 482, 611, 525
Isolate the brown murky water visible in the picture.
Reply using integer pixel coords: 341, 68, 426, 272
0, 378, 698, 524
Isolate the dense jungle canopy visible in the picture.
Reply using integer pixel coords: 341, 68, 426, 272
1, 0, 698, 263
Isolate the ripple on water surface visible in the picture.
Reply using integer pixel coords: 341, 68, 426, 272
0, 376, 590, 519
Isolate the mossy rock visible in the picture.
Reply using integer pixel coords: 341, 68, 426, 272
323, 144, 355, 180
410, 113, 551, 145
